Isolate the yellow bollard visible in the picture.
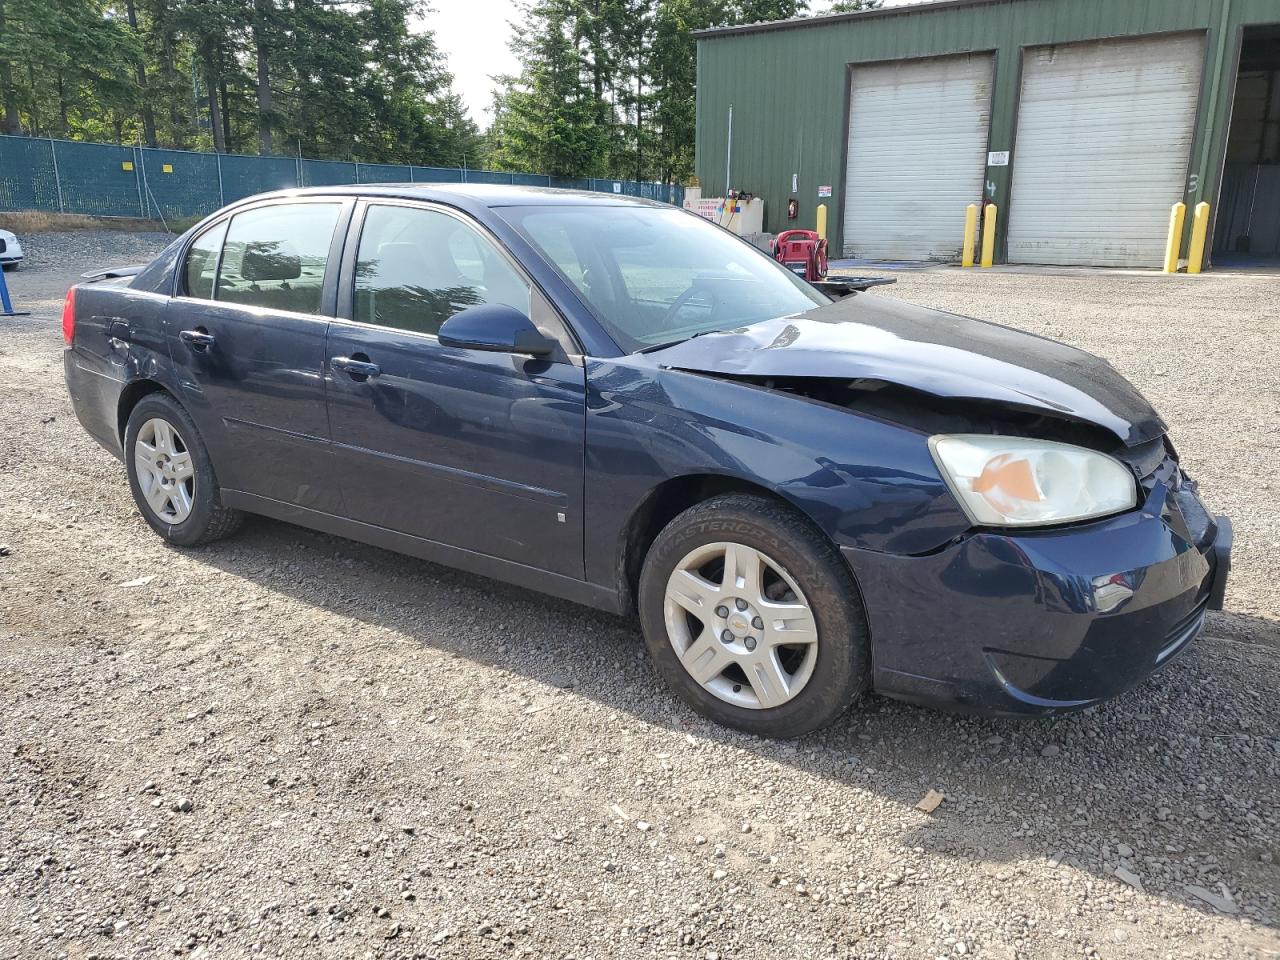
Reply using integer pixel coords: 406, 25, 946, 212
816, 203, 828, 243
1163, 202, 1187, 273
962, 203, 979, 268
980, 203, 997, 268
1187, 202, 1211, 275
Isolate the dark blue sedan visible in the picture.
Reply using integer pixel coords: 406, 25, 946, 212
62, 185, 1231, 737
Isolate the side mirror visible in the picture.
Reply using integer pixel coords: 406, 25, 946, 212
438, 303, 557, 357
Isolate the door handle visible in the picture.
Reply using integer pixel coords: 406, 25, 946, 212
331, 356, 381, 380
179, 328, 215, 350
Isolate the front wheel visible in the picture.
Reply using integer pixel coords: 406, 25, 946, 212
124, 392, 244, 546
638, 494, 870, 738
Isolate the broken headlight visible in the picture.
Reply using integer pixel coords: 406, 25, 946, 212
928, 435, 1138, 527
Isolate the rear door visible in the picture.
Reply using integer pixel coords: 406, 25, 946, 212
167, 198, 349, 511
324, 201, 586, 577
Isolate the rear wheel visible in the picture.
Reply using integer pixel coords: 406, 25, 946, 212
124, 393, 243, 546
638, 494, 870, 738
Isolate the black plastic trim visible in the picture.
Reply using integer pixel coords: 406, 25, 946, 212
1208, 514, 1232, 611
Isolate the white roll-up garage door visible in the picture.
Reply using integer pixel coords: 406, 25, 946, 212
1007, 34, 1205, 268
842, 54, 993, 261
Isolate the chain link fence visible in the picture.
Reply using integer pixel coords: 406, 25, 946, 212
0, 135, 685, 223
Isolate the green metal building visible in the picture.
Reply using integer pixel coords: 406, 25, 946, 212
694, 0, 1280, 268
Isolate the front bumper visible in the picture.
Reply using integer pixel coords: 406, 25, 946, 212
842, 475, 1230, 716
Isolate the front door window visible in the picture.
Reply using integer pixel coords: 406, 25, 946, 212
353, 205, 531, 335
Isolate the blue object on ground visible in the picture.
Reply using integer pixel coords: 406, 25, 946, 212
0, 262, 30, 316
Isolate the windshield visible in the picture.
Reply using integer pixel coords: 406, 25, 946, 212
497, 205, 827, 353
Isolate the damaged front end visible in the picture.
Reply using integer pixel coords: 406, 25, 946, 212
633, 297, 1230, 714
678, 371, 1127, 454
648, 293, 1168, 449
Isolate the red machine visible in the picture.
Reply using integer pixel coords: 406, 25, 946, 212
773, 229, 829, 281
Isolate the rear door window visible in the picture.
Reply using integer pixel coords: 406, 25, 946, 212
215, 203, 342, 315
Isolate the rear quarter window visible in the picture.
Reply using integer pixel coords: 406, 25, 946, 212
183, 221, 228, 300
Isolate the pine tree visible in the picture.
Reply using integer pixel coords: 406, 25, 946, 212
490, 0, 610, 177
0, 0, 140, 141
0, 0, 482, 168
646, 0, 806, 184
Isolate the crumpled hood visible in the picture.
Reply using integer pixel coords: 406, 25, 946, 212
653, 292, 1166, 447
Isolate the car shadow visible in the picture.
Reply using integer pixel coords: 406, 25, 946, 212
187, 515, 1279, 932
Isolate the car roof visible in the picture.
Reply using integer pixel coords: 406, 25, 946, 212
246, 183, 672, 209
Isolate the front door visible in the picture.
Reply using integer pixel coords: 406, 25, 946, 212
324, 201, 586, 578
167, 199, 350, 511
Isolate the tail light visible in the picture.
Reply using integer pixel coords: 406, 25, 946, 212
62, 287, 76, 344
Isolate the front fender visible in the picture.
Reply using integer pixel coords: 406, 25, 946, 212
584, 360, 970, 590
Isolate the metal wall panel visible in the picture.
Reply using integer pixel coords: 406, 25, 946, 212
696, 0, 1280, 263
842, 54, 993, 260
1007, 33, 1205, 267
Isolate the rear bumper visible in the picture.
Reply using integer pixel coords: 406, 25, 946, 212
842, 478, 1230, 716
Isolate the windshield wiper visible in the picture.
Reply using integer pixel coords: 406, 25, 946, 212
635, 329, 720, 354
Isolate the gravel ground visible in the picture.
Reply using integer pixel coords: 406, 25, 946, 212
1, 232, 1277, 960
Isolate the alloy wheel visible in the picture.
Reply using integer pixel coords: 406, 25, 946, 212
663, 541, 819, 709
133, 417, 196, 524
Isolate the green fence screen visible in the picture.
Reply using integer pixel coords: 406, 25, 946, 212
0, 135, 684, 223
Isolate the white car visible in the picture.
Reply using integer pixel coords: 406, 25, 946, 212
0, 229, 24, 270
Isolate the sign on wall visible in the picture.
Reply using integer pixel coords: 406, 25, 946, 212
817, 185, 832, 197
987, 151, 1010, 167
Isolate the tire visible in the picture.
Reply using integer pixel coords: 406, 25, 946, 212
638, 494, 870, 738
124, 392, 244, 546
2, 261, 18, 272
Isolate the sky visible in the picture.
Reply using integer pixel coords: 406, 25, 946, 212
424, 0, 915, 128
426, 0, 521, 126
